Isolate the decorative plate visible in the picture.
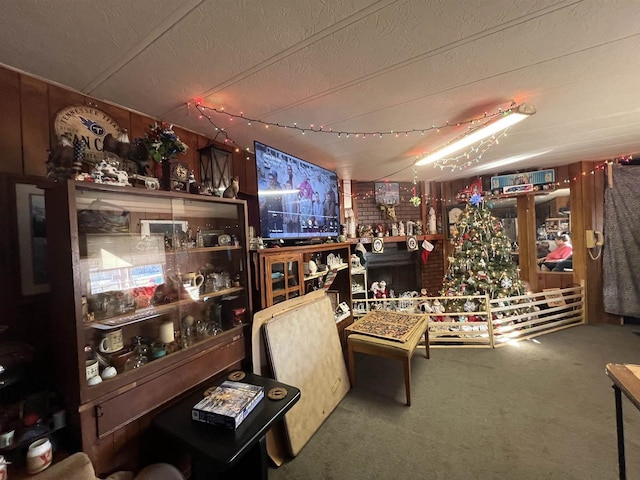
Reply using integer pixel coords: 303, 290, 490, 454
406, 235, 418, 251
218, 234, 232, 246
372, 237, 384, 254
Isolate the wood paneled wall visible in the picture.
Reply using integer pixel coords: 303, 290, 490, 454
0, 66, 210, 178
569, 162, 606, 323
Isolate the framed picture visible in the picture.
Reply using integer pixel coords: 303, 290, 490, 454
374, 182, 399, 205
140, 219, 188, 238
16, 182, 49, 296
446, 205, 465, 237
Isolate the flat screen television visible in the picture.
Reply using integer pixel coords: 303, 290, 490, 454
255, 141, 340, 241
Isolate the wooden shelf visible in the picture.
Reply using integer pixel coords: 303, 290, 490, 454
304, 263, 348, 281
86, 286, 245, 330
80, 243, 242, 261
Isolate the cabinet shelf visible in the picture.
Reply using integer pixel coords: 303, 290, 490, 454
85, 326, 243, 391
86, 286, 245, 330
303, 263, 348, 281
79, 244, 242, 261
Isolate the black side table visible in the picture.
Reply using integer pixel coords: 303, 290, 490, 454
153, 372, 300, 480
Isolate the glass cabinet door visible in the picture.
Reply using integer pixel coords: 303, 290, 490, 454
70, 185, 249, 400
264, 254, 302, 306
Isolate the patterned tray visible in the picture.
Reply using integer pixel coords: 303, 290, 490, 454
346, 310, 422, 342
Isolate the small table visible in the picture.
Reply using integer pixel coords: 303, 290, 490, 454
605, 363, 640, 480
346, 311, 429, 406
153, 372, 300, 480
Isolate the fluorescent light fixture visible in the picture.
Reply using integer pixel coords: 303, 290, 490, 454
472, 150, 552, 172
415, 103, 536, 166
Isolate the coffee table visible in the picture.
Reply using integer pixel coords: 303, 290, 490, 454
346, 311, 430, 406
153, 372, 300, 480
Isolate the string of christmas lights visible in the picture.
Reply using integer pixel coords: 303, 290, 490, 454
346, 157, 631, 205
190, 101, 516, 150
187, 102, 246, 154
187, 100, 633, 183
424, 129, 510, 172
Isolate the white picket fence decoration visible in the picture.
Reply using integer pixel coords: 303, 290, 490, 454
349, 282, 585, 348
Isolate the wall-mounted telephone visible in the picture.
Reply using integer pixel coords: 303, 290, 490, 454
586, 230, 604, 248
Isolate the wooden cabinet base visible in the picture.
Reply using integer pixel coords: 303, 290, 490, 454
78, 336, 244, 476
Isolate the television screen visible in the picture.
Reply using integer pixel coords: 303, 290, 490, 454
255, 141, 340, 240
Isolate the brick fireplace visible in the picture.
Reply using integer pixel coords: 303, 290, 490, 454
362, 239, 444, 297
365, 242, 422, 295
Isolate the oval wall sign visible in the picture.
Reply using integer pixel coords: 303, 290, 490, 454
54, 105, 121, 163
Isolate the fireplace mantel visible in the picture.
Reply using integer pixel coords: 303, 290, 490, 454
348, 233, 444, 245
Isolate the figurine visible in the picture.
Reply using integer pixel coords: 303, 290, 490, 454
307, 260, 318, 274
223, 177, 239, 198
428, 207, 437, 234
406, 220, 414, 236
398, 221, 405, 236
371, 280, 389, 299
188, 171, 203, 194
46, 133, 75, 180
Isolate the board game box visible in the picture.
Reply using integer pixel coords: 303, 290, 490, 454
191, 380, 264, 429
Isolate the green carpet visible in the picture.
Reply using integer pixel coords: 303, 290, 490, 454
269, 324, 640, 479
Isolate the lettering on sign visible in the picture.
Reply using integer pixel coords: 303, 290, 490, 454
54, 105, 121, 163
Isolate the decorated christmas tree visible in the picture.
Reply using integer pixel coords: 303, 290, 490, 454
441, 194, 532, 317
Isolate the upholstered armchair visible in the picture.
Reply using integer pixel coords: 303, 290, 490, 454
30, 452, 184, 480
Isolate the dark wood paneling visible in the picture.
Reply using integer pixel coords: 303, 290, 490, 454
172, 126, 198, 174
233, 150, 257, 195
20, 75, 50, 177
0, 68, 23, 173
91, 99, 131, 135
570, 161, 605, 323
517, 194, 538, 291
129, 113, 155, 142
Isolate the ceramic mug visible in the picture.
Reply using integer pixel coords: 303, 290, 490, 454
26, 438, 53, 474
99, 328, 124, 354
181, 272, 204, 288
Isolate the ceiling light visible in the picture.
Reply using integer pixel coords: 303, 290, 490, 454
415, 103, 536, 166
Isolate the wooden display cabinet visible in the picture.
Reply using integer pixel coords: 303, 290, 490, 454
45, 181, 252, 474
351, 266, 369, 318
252, 243, 353, 348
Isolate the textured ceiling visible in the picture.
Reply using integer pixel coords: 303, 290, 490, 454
1, 0, 639, 183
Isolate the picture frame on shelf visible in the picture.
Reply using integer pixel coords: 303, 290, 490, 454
446, 205, 465, 237
16, 181, 49, 296
140, 219, 189, 238
374, 182, 399, 205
